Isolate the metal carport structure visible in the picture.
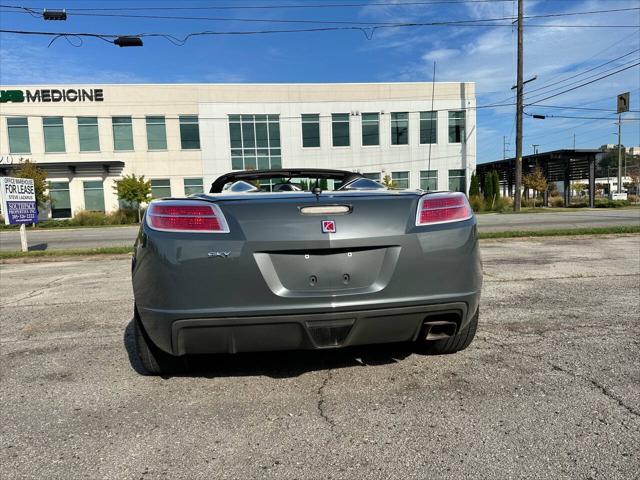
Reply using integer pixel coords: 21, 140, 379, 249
476, 149, 601, 207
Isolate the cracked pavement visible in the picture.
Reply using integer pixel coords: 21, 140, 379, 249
1, 235, 639, 479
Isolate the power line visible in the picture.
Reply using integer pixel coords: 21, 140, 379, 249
526, 62, 640, 106
3, 5, 638, 26
0, 1, 591, 12
524, 56, 640, 104
524, 48, 640, 97
2, 18, 639, 47
523, 109, 617, 143
534, 104, 640, 113
525, 111, 639, 121
520, 30, 638, 95
474, 29, 640, 111
521, 92, 640, 143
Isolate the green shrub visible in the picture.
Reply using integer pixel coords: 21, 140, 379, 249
549, 197, 564, 208
71, 211, 110, 226
469, 195, 484, 212
521, 198, 538, 208
483, 174, 494, 201
106, 208, 139, 225
469, 173, 480, 197
472, 195, 511, 212
567, 200, 588, 208
491, 171, 500, 200
594, 198, 629, 208
71, 209, 141, 226
494, 196, 512, 212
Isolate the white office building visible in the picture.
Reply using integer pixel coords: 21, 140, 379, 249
0, 82, 476, 219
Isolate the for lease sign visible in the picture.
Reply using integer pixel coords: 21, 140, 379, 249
0, 177, 38, 225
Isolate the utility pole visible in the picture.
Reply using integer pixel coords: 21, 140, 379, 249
514, 0, 524, 211
503, 136, 510, 160
532, 144, 539, 155
573, 133, 576, 150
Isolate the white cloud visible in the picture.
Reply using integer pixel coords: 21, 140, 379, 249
423, 48, 459, 61
0, 37, 147, 85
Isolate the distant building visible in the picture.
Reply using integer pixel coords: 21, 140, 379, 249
0, 82, 476, 219
600, 144, 618, 150
627, 146, 640, 157
600, 144, 640, 157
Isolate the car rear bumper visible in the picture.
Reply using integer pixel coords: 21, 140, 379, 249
139, 295, 479, 355
133, 219, 483, 355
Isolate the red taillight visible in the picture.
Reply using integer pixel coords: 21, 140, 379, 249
416, 192, 472, 226
146, 201, 229, 233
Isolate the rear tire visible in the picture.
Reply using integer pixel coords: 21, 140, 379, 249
418, 310, 479, 355
134, 307, 185, 375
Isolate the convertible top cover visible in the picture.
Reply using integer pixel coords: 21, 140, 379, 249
209, 169, 363, 193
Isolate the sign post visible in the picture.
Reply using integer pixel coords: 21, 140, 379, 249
0, 177, 38, 252
616, 92, 630, 196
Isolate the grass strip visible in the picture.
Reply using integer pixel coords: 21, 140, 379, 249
479, 225, 640, 239
0, 223, 139, 231
0, 246, 133, 259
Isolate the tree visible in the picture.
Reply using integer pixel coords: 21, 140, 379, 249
483, 173, 494, 202
491, 171, 501, 200
382, 174, 396, 188
570, 182, 588, 196
113, 174, 151, 222
10, 159, 48, 207
469, 172, 480, 197
522, 167, 548, 207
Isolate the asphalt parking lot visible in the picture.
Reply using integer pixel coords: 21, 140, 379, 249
1, 235, 639, 479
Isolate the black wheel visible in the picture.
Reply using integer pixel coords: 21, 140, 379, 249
134, 307, 185, 375
418, 310, 479, 355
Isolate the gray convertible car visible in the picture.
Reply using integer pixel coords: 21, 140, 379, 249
132, 169, 482, 374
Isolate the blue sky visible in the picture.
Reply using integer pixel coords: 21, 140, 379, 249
1, 0, 639, 163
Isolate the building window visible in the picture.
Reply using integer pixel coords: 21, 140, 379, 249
363, 172, 381, 181
179, 115, 200, 150
449, 169, 466, 193
49, 181, 71, 219
229, 114, 281, 170
6, 117, 30, 154
420, 170, 438, 191
420, 111, 437, 144
150, 179, 171, 199
83, 180, 105, 212
391, 112, 409, 145
78, 117, 100, 152
43, 117, 65, 153
392, 171, 409, 189
331, 113, 350, 147
146, 116, 167, 150
361, 113, 379, 146
301, 114, 320, 148
184, 178, 204, 196
448, 111, 466, 143
112, 116, 134, 151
